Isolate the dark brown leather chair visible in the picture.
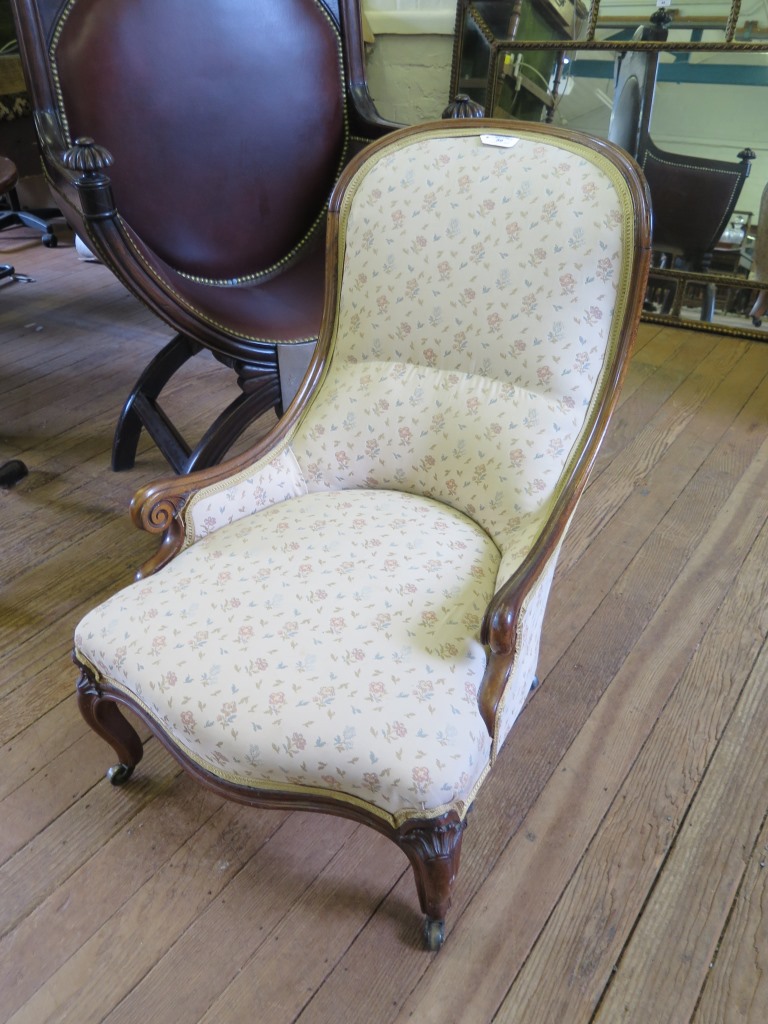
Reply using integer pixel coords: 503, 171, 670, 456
10, 0, 396, 473
640, 138, 754, 272
608, 14, 754, 321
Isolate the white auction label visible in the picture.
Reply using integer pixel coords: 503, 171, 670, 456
480, 134, 520, 149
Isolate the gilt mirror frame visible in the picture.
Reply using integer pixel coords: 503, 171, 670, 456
457, 0, 768, 340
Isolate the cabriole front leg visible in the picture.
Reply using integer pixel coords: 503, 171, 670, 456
397, 813, 466, 951
76, 664, 144, 785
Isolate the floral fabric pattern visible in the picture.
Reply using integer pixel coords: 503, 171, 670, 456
290, 359, 579, 590
75, 128, 637, 825
76, 490, 496, 825
186, 444, 306, 544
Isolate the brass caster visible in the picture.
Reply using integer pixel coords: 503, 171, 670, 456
423, 917, 445, 951
107, 763, 134, 786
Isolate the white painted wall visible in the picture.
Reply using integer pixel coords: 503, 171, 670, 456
363, 0, 455, 35
362, 0, 455, 123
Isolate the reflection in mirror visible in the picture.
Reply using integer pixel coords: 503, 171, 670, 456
552, 42, 768, 335
591, 0, 735, 42
589, 0, 768, 42
449, 0, 768, 337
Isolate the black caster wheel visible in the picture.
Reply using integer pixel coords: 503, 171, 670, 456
42, 232, 58, 248
107, 763, 134, 786
423, 917, 445, 951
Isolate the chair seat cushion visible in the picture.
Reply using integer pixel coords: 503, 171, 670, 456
75, 489, 498, 825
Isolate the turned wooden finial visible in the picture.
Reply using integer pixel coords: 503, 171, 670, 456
62, 137, 114, 176
442, 93, 485, 119
62, 137, 117, 219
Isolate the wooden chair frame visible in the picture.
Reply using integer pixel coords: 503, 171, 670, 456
74, 120, 652, 950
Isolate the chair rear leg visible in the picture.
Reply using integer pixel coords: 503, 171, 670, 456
397, 813, 466, 951
112, 333, 201, 471
76, 667, 144, 784
184, 375, 282, 472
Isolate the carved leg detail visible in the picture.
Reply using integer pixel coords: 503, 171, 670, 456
398, 814, 466, 951
76, 669, 143, 784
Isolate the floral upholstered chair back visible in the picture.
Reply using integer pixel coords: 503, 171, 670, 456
185, 122, 640, 754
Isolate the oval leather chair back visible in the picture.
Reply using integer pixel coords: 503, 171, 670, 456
50, 0, 348, 281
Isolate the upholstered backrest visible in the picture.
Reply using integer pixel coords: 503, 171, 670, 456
287, 125, 640, 582
46, 0, 347, 280
185, 124, 644, 591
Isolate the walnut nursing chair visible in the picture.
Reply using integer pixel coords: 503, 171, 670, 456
73, 119, 651, 949
9, 0, 396, 474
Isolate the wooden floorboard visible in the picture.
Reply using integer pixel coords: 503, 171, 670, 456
2, 236, 767, 1023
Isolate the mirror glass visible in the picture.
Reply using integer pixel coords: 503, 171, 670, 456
552, 42, 768, 334
590, 0, 737, 41
451, 1, 768, 337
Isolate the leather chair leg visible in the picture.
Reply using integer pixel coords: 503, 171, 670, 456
184, 378, 282, 472
112, 333, 283, 474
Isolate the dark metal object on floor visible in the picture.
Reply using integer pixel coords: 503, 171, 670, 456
0, 459, 29, 488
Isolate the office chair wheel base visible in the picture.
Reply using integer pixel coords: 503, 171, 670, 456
42, 232, 58, 248
423, 917, 445, 951
107, 763, 134, 786
752, 316, 762, 328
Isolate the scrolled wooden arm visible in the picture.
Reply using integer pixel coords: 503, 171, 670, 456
129, 326, 331, 579
477, 469, 586, 735
477, 552, 544, 737
129, 435, 279, 579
